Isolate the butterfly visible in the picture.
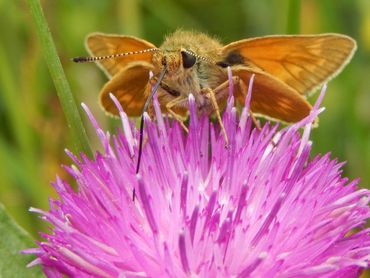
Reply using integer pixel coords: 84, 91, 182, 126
74, 29, 356, 145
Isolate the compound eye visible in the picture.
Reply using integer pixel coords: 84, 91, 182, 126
181, 50, 196, 69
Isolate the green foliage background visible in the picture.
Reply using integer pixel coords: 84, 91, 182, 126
0, 0, 369, 239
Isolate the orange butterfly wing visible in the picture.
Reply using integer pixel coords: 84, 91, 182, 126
232, 65, 312, 123
99, 61, 154, 116
222, 34, 356, 95
86, 33, 157, 77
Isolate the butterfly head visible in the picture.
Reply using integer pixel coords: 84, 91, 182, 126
152, 48, 200, 79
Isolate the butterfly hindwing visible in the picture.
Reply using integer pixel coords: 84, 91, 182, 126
99, 61, 154, 116
232, 65, 312, 123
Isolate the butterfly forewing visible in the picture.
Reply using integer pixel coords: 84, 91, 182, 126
86, 33, 157, 77
222, 34, 356, 95
99, 61, 154, 116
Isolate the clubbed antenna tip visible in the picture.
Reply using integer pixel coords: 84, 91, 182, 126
72, 56, 92, 63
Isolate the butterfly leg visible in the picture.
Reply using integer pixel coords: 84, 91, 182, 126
209, 76, 262, 132
201, 87, 229, 147
202, 74, 255, 146
166, 96, 189, 132
249, 110, 262, 131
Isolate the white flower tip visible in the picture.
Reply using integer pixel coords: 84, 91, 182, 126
109, 93, 125, 114
247, 74, 255, 90
109, 92, 116, 101
313, 84, 328, 110
26, 259, 41, 268
245, 74, 255, 108
259, 251, 268, 259
29, 207, 37, 212
188, 94, 195, 102
359, 195, 369, 206
71, 165, 79, 172
143, 112, 151, 121
227, 66, 232, 78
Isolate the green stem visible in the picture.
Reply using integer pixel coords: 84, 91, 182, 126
27, 0, 92, 157
286, 0, 301, 34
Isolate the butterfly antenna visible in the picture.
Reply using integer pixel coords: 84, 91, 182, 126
133, 65, 167, 201
181, 49, 214, 64
72, 48, 159, 63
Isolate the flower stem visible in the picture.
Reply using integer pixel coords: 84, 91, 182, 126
27, 0, 92, 157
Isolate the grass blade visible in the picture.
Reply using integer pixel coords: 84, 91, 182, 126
27, 0, 92, 157
286, 0, 301, 34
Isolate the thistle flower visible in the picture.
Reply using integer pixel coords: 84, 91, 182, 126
23, 77, 370, 277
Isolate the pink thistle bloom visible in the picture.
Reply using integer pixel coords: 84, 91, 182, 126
23, 76, 370, 277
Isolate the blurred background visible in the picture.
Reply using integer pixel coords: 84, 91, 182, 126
0, 0, 369, 237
